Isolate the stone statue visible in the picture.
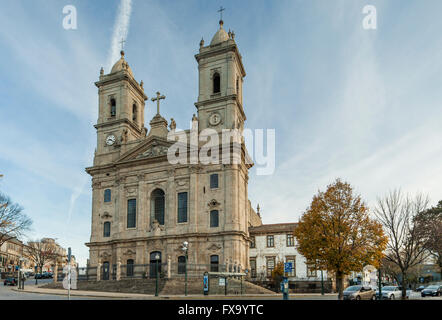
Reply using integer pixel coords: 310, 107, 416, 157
169, 118, 176, 130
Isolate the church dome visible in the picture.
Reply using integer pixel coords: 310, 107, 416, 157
110, 51, 134, 77
210, 21, 229, 46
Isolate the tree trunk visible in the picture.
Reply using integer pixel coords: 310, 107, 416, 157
401, 272, 407, 300
336, 271, 344, 300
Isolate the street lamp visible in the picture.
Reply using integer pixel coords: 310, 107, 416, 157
19, 257, 24, 290
155, 254, 160, 297
182, 241, 189, 296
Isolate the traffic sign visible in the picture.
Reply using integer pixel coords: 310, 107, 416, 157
284, 262, 293, 273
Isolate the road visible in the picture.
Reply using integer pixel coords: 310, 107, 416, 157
0, 278, 101, 300
1, 279, 441, 300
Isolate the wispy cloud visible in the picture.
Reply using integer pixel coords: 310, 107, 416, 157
107, 0, 133, 71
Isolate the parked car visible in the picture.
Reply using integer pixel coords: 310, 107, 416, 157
3, 277, 17, 286
376, 286, 403, 300
343, 285, 376, 300
34, 273, 43, 279
416, 285, 426, 292
421, 285, 442, 297
42, 272, 53, 279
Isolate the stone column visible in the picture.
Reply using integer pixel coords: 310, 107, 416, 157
116, 259, 121, 281
53, 263, 58, 283
167, 255, 171, 279
97, 263, 101, 282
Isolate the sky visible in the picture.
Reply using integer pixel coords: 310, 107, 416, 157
0, 0, 441, 266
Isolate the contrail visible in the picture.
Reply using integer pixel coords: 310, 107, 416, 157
107, 0, 133, 72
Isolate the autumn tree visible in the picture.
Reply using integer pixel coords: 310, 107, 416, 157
271, 261, 285, 292
414, 200, 442, 278
0, 192, 32, 247
25, 239, 59, 274
374, 190, 430, 299
293, 179, 388, 300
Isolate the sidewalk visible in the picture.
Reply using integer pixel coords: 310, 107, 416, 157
13, 286, 336, 300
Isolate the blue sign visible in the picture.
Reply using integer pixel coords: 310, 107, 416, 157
284, 262, 293, 273
203, 273, 209, 292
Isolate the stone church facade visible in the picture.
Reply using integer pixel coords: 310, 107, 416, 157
85, 20, 262, 277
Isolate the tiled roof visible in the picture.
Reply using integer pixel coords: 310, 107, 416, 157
249, 223, 297, 235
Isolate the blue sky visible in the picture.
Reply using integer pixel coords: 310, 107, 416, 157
1, 0, 442, 266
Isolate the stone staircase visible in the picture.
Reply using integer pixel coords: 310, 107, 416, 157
42, 278, 275, 296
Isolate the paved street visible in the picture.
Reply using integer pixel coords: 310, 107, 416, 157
0, 279, 101, 300
1, 278, 441, 300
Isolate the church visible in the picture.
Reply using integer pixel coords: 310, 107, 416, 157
85, 19, 263, 278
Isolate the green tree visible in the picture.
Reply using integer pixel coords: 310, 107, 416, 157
294, 179, 388, 300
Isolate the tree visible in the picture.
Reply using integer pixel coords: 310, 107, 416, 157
0, 192, 32, 247
414, 200, 442, 278
271, 261, 284, 292
293, 179, 388, 300
25, 239, 59, 274
374, 190, 430, 299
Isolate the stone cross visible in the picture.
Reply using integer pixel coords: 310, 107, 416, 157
119, 38, 126, 51
218, 6, 225, 21
151, 91, 166, 115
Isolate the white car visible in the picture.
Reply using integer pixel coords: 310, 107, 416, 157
376, 286, 409, 300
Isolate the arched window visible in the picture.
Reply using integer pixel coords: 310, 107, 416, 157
213, 73, 220, 93
178, 256, 186, 274
210, 255, 219, 272
103, 222, 111, 237
151, 189, 165, 225
104, 189, 111, 203
210, 210, 219, 228
110, 98, 116, 117
126, 259, 134, 277
132, 103, 137, 121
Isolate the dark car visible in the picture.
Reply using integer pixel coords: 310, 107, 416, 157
34, 273, 43, 279
3, 277, 17, 286
421, 285, 442, 297
416, 285, 426, 292
343, 285, 376, 300
42, 272, 53, 279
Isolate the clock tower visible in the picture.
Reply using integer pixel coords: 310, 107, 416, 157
94, 50, 148, 166
195, 20, 246, 133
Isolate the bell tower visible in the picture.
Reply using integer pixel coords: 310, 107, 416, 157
194, 19, 246, 133
94, 51, 148, 165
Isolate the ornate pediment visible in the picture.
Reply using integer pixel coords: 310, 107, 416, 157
136, 144, 169, 159
101, 212, 112, 219
208, 243, 222, 251
208, 199, 221, 208
116, 136, 174, 163
100, 251, 111, 259
123, 249, 136, 256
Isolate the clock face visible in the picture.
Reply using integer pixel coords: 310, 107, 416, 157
106, 135, 116, 146
209, 113, 221, 126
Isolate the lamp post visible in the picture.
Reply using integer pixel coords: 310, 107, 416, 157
19, 257, 24, 290
155, 254, 160, 297
321, 269, 324, 295
378, 267, 382, 300
182, 241, 188, 296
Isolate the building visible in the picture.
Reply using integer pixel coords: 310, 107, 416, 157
85, 19, 262, 276
249, 223, 328, 282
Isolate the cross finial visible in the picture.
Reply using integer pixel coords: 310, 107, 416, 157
119, 38, 126, 51
218, 6, 225, 25
151, 91, 166, 115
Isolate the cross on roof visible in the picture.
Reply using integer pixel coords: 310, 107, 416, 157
119, 38, 126, 51
151, 91, 166, 115
218, 6, 225, 21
